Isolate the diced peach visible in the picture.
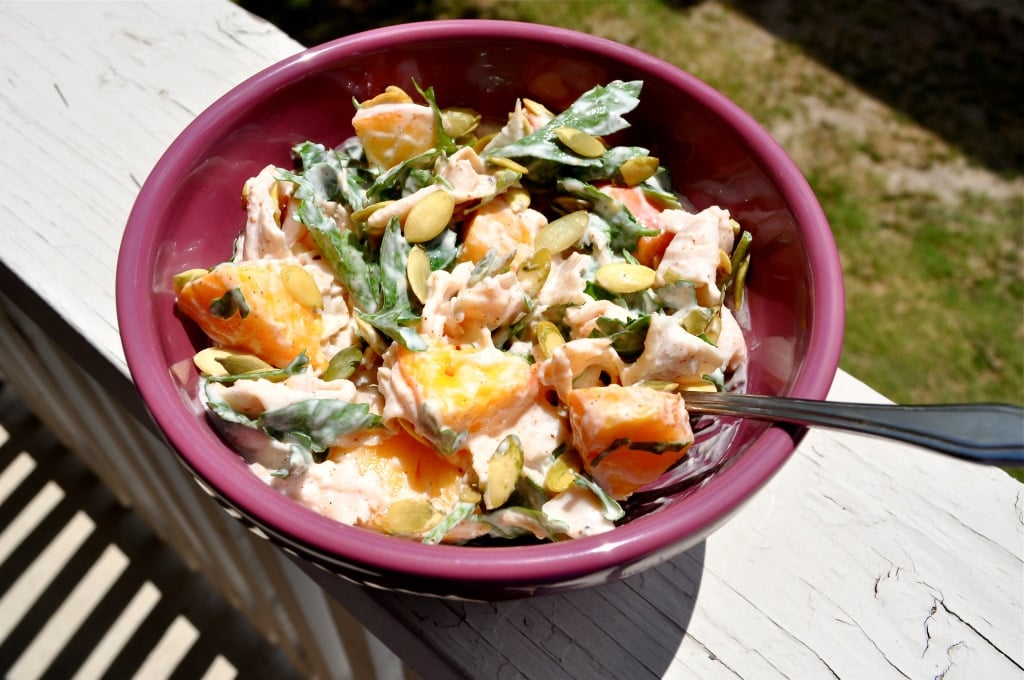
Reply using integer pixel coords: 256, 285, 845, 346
395, 343, 535, 443
599, 184, 671, 268
176, 262, 325, 371
331, 428, 471, 537
352, 101, 437, 170
567, 384, 693, 499
459, 196, 541, 269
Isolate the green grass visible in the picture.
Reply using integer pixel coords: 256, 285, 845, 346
241, 0, 1024, 479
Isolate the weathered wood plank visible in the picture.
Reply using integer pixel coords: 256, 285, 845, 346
0, 2, 1020, 679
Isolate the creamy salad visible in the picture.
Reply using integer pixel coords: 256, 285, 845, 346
174, 80, 751, 544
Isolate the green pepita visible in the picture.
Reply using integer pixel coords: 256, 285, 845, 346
472, 132, 497, 154
505, 186, 531, 213
483, 435, 525, 510
192, 347, 234, 377
383, 498, 436, 535
350, 200, 396, 228
682, 307, 713, 336
323, 346, 363, 381
404, 190, 454, 243
595, 262, 657, 293
544, 450, 581, 494
173, 268, 208, 294
535, 320, 565, 360
354, 316, 389, 357
407, 245, 431, 304
551, 196, 590, 214
487, 156, 530, 175
639, 380, 680, 392
516, 248, 551, 297
618, 155, 660, 185
534, 210, 589, 254
522, 98, 554, 119
553, 126, 605, 158
441, 107, 481, 139
217, 353, 275, 376
733, 255, 750, 309
280, 264, 323, 310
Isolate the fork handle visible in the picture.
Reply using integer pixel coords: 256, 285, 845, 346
683, 393, 1024, 466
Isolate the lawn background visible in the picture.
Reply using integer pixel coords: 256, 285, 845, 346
238, 0, 1024, 476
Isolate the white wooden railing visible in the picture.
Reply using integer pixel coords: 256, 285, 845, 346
0, 290, 407, 680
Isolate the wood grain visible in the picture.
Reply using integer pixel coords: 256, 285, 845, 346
1, 2, 1020, 678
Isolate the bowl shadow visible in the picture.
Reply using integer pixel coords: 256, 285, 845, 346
294, 540, 705, 678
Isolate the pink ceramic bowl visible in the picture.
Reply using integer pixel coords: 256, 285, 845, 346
117, 20, 844, 599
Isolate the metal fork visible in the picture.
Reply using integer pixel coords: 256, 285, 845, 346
682, 391, 1024, 466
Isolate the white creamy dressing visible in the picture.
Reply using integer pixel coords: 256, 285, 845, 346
198, 87, 750, 545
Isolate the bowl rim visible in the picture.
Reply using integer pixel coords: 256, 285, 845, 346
117, 18, 845, 591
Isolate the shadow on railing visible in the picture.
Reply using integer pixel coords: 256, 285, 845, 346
0, 383, 303, 679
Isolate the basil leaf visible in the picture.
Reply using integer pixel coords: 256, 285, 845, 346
486, 80, 642, 162
277, 168, 382, 313
413, 81, 458, 155
207, 351, 311, 385
588, 315, 652, 362
421, 501, 478, 545
290, 141, 372, 212
209, 287, 249, 319
295, 197, 381, 314
572, 474, 625, 521
560, 177, 658, 253
200, 377, 259, 428
259, 399, 383, 462
479, 507, 569, 541
357, 217, 427, 351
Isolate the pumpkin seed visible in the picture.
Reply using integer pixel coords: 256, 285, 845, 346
516, 248, 551, 296
551, 196, 590, 214
323, 346, 363, 381
595, 262, 657, 293
733, 254, 750, 309
682, 307, 713, 336
361, 85, 412, 107
704, 313, 722, 345
639, 380, 680, 392
505, 186, 531, 213
472, 132, 497, 154
534, 210, 588, 254
218, 353, 275, 375
280, 264, 323, 310
173, 268, 208, 294
522, 98, 554, 118
383, 498, 436, 535
407, 245, 431, 303
718, 248, 733, 275
483, 435, 524, 510
535, 320, 565, 360
487, 156, 529, 175
553, 126, 605, 158
683, 381, 719, 393
354, 316, 389, 357
544, 450, 581, 494
192, 347, 234, 376
460, 488, 482, 505
350, 200, 396, 231
619, 155, 659, 185
404, 190, 454, 243
441, 107, 481, 138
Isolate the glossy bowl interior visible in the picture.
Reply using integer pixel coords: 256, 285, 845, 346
117, 19, 844, 599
